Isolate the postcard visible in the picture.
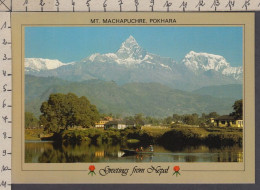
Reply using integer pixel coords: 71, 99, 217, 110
11, 12, 255, 184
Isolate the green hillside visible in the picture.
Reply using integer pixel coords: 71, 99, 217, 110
25, 75, 237, 118
192, 84, 242, 99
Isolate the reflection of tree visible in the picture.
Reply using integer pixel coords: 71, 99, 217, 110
38, 148, 89, 163
36, 142, 124, 163
38, 143, 93, 163
25, 142, 53, 163
183, 156, 197, 162
25, 141, 243, 163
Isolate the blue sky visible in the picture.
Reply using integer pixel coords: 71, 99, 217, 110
25, 26, 243, 66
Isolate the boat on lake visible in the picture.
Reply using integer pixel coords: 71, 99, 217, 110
121, 149, 154, 156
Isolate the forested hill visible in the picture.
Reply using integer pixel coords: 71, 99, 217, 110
192, 84, 242, 99
25, 75, 238, 118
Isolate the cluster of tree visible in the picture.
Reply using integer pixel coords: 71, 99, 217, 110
124, 113, 145, 127
230, 99, 243, 119
122, 99, 243, 127
100, 113, 149, 127
40, 93, 100, 133
101, 112, 220, 127
117, 113, 213, 127
27, 97, 243, 133
25, 112, 39, 129
170, 112, 220, 127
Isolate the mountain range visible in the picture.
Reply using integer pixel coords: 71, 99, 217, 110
25, 35, 243, 117
25, 75, 241, 118
25, 35, 242, 91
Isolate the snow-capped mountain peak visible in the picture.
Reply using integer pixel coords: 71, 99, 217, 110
25, 58, 73, 72
183, 51, 229, 71
88, 53, 101, 62
124, 35, 137, 45
182, 51, 242, 79
83, 36, 160, 67
116, 35, 147, 60
83, 36, 148, 65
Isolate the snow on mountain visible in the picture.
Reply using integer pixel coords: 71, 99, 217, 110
222, 66, 243, 80
182, 51, 242, 79
82, 35, 173, 70
24, 36, 242, 90
116, 35, 147, 60
25, 58, 67, 71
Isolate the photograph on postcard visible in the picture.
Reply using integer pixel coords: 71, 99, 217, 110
24, 26, 243, 163
11, 12, 254, 184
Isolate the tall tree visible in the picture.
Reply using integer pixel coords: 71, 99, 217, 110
40, 93, 99, 133
25, 112, 39, 129
183, 113, 199, 125
164, 116, 173, 125
207, 112, 219, 119
134, 113, 145, 127
230, 99, 243, 119
172, 114, 183, 123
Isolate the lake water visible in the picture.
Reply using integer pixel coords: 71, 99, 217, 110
25, 141, 243, 163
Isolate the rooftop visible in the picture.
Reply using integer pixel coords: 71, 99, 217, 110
215, 115, 236, 121
105, 120, 135, 125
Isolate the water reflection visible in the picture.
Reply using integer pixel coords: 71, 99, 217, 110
25, 141, 243, 163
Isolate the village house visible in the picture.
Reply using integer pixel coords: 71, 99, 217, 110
211, 115, 243, 128
104, 120, 136, 130
95, 120, 109, 128
95, 117, 113, 128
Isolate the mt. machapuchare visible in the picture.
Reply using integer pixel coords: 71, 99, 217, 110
25, 35, 242, 91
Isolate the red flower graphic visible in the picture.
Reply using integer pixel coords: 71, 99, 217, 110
174, 166, 180, 172
88, 165, 96, 176
173, 166, 181, 177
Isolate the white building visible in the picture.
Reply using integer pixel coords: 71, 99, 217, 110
104, 120, 136, 130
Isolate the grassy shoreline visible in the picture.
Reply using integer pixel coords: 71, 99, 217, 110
25, 126, 243, 147
25, 129, 44, 141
